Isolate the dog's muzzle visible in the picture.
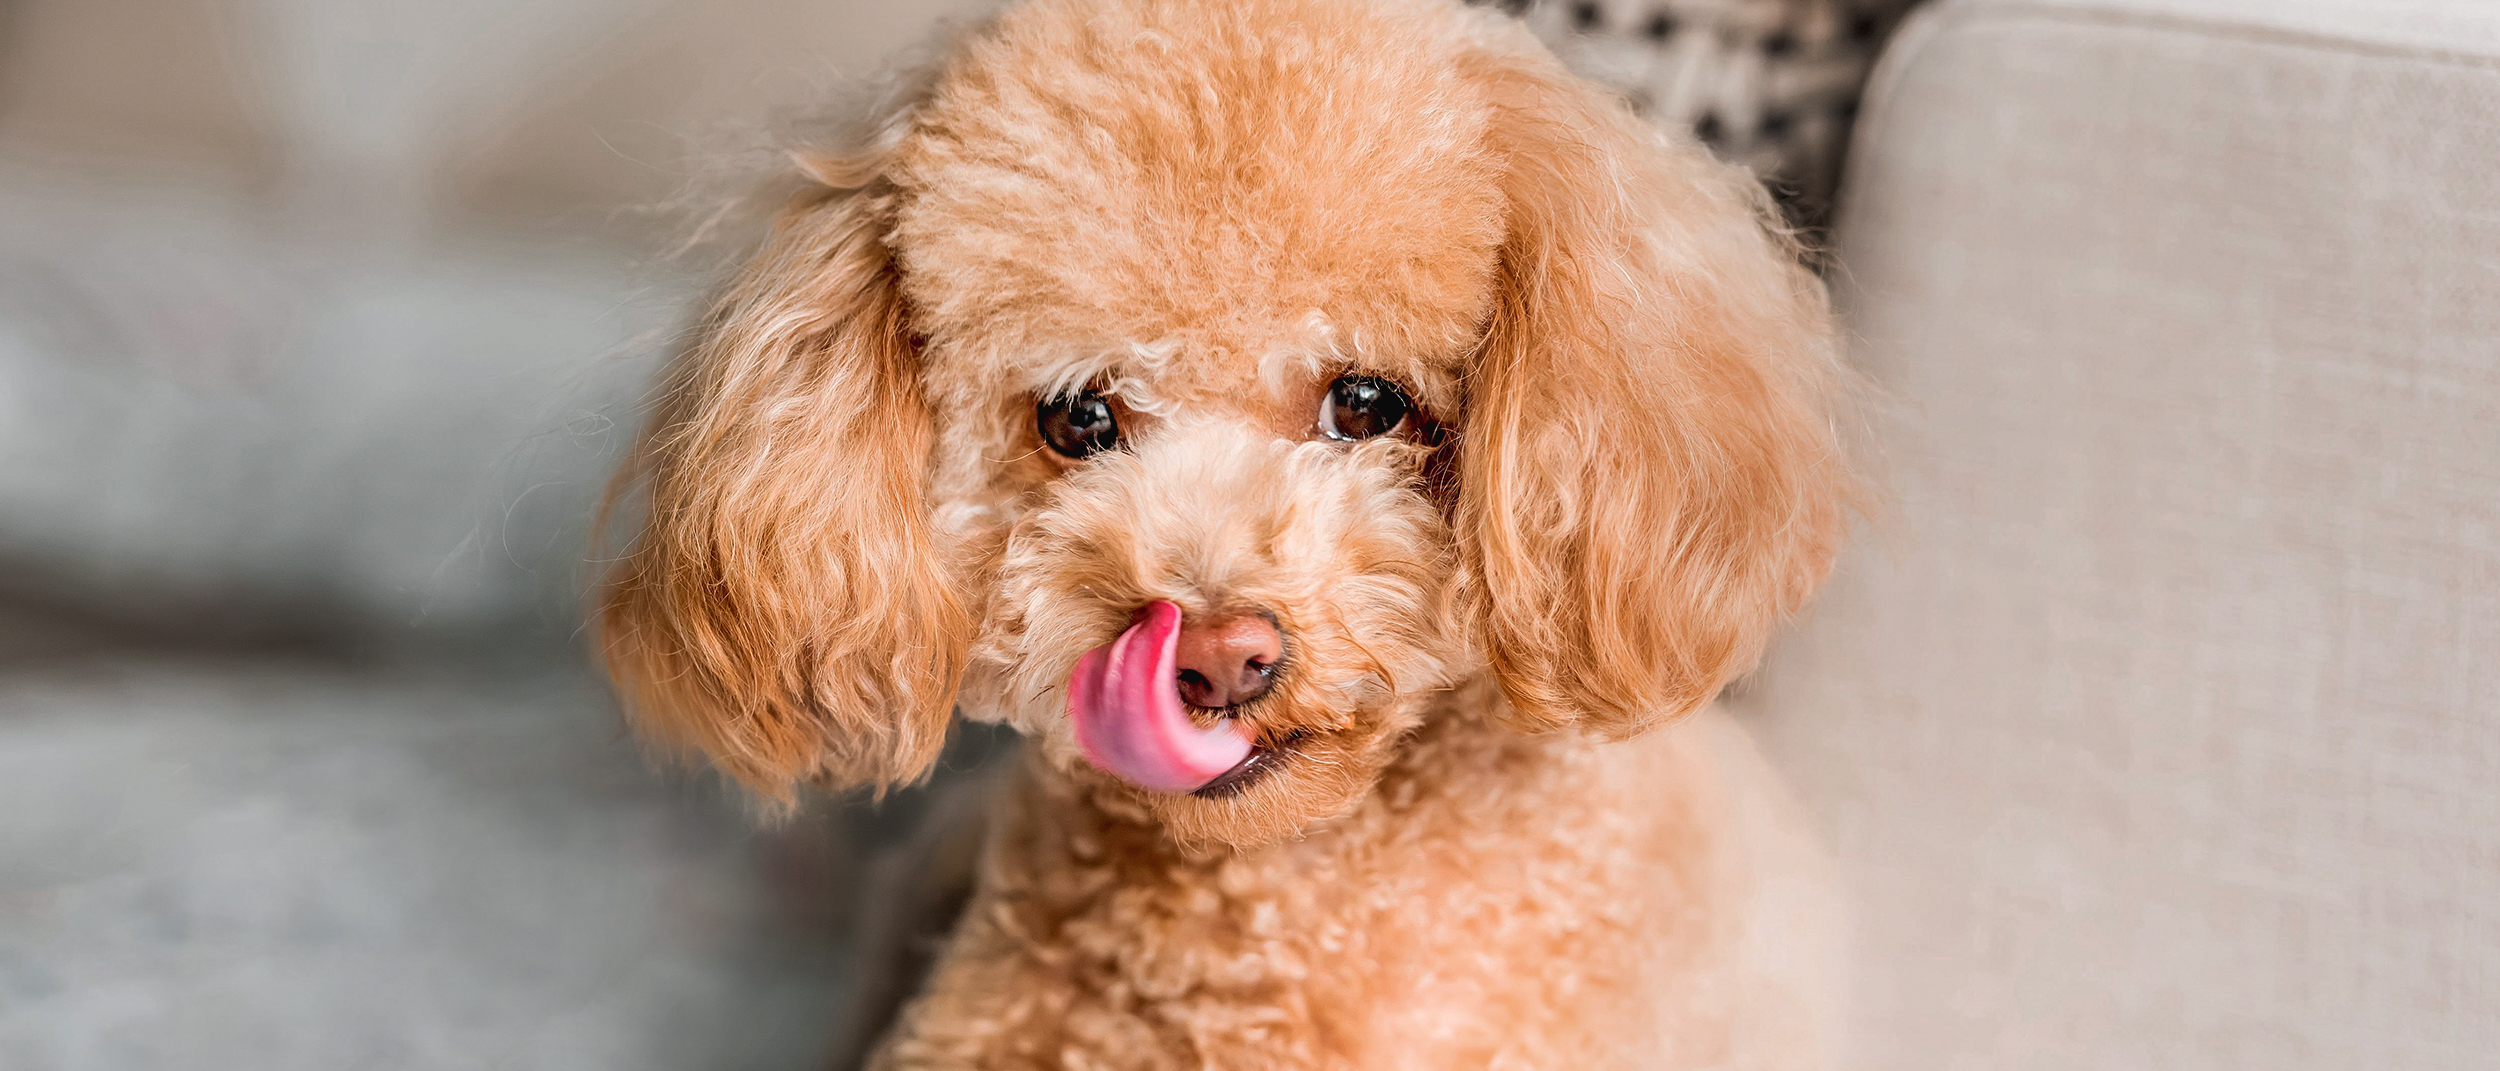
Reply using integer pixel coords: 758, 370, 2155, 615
1066, 599, 1280, 794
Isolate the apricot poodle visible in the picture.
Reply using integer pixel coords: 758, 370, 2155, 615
601, 0, 1854, 1065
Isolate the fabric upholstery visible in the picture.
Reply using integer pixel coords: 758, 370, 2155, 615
1742, 1, 2500, 1066
0, 655, 844, 1070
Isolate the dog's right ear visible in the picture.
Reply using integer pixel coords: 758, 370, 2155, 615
599, 165, 968, 807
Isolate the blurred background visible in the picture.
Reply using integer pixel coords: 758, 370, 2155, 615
4, 0, 2493, 1069
0, 1, 1003, 1067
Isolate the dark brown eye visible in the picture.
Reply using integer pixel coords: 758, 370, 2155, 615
1318, 375, 1412, 441
1038, 389, 1120, 458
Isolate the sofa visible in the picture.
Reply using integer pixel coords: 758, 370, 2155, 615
1745, 1, 2500, 1066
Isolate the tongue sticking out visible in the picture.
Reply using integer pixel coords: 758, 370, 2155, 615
1067, 600, 1256, 793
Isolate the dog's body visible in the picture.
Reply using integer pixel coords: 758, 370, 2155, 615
600, 0, 1854, 1066
887, 701, 1840, 1069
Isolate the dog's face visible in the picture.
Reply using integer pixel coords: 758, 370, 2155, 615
602, 0, 1850, 847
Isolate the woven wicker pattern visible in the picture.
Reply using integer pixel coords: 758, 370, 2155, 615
1478, 0, 1921, 228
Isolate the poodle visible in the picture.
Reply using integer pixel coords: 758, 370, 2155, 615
599, 0, 1854, 1066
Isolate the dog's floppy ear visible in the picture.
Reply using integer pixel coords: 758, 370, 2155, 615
599, 168, 968, 806
1457, 41, 1851, 737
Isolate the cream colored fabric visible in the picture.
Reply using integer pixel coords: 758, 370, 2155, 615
1741, 1, 2500, 1067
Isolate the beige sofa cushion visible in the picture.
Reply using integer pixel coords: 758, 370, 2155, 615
1743, 1, 2500, 1067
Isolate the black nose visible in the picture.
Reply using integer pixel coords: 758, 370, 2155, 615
1172, 613, 1283, 709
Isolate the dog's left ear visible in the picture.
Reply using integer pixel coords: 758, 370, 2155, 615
1456, 37, 1853, 737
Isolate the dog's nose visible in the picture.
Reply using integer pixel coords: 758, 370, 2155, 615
1172, 613, 1283, 709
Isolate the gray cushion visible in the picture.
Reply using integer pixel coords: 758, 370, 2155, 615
0, 174, 677, 638
0, 655, 849, 1070
1744, 0, 2500, 1066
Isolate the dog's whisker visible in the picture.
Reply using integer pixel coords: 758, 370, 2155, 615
983, 443, 1052, 465
1338, 633, 1401, 697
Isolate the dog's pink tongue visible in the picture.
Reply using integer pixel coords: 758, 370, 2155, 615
1067, 600, 1255, 794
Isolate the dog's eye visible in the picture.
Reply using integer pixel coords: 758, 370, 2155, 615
1318, 375, 1412, 441
1038, 389, 1121, 458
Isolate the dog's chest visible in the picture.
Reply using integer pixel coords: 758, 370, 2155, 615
879, 726, 1736, 1070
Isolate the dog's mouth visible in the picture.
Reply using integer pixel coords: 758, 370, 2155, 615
1191, 728, 1306, 799
1066, 600, 1308, 797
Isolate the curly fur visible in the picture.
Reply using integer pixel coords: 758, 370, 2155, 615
600, 0, 1854, 1065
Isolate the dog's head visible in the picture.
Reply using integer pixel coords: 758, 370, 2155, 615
601, 0, 1849, 846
